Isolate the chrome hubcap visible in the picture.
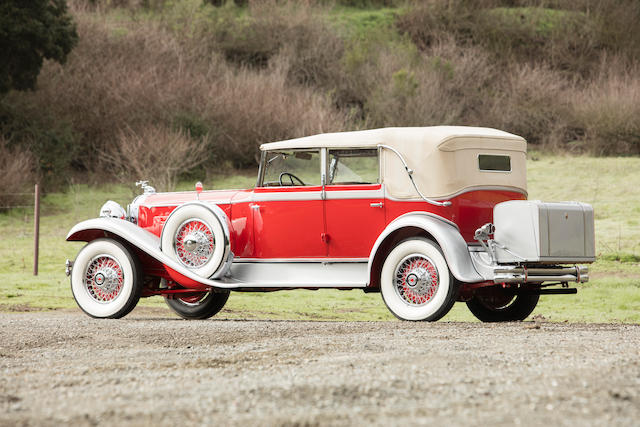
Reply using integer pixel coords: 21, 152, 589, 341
394, 254, 439, 306
175, 219, 215, 268
84, 255, 124, 303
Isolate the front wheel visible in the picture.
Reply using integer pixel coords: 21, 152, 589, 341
380, 238, 458, 321
466, 289, 539, 322
71, 238, 142, 318
164, 290, 230, 320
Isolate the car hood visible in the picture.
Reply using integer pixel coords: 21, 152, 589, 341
138, 189, 251, 207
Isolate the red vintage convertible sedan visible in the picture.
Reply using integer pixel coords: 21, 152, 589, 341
66, 127, 595, 321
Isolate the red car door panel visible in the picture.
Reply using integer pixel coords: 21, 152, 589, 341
324, 184, 385, 258
251, 186, 326, 258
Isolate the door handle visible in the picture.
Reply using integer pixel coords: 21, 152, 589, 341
370, 202, 384, 208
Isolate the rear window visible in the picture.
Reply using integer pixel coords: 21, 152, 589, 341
478, 154, 511, 172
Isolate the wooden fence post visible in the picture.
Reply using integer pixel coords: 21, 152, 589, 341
33, 184, 40, 276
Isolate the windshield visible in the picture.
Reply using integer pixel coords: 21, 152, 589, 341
260, 150, 321, 187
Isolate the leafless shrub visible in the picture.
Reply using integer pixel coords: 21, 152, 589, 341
571, 60, 640, 155
104, 126, 209, 191
9, 6, 347, 175
364, 38, 495, 127
12, 13, 204, 171
397, 0, 636, 77
487, 64, 572, 148
200, 59, 348, 166
0, 137, 37, 209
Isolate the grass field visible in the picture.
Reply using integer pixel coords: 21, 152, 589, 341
1, 154, 638, 322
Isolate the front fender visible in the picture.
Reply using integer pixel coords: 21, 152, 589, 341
66, 218, 236, 288
368, 212, 483, 283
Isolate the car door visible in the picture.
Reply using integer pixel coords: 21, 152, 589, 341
324, 148, 386, 259
251, 148, 327, 258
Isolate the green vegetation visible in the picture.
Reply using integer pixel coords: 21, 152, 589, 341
0, 0, 78, 94
1, 158, 638, 322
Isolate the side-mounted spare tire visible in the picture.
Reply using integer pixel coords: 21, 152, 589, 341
160, 203, 232, 279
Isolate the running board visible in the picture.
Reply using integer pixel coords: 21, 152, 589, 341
214, 262, 369, 289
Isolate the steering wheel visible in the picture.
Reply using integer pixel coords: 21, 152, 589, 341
279, 172, 305, 186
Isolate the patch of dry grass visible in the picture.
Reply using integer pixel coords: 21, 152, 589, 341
0, 136, 36, 208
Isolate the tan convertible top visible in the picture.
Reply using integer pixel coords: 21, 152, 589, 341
261, 127, 527, 199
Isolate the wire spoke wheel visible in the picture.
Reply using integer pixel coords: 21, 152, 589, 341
174, 219, 215, 268
84, 255, 124, 303
71, 238, 142, 319
394, 254, 440, 306
380, 238, 457, 321
161, 204, 230, 279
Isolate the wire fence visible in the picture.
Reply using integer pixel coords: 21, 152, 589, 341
1, 186, 40, 275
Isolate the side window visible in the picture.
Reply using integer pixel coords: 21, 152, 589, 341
261, 150, 321, 187
327, 149, 379, 185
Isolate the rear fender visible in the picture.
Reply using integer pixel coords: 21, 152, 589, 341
367, 212, 483, 285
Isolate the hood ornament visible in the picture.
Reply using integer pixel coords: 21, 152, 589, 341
135, 180, 156, 194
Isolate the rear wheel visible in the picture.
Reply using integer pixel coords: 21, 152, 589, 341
71, 238, 142, 319
466, 288, 539, 322
380, 238, 458, 321
164, 290, 230, 320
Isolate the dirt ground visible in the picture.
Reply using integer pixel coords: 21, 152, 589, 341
1, 310, 639, 426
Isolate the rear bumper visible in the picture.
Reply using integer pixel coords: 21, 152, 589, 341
493, 266, 588, 284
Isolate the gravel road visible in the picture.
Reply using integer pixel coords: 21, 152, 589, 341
1, 310, 639, 426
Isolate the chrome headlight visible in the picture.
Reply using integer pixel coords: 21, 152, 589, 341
100, 201, 126, 220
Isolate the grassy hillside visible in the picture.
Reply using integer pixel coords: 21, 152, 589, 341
0, 155, 638, 322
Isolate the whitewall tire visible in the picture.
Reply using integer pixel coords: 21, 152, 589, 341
380, 238, 458, 321
71, 238, 142, 319
161, 204, 229, 279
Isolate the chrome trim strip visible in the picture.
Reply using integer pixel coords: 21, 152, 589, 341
142, 199, 233, 208
142, 188, 386, 208
320, 148, 327, 200
385, 185, 528, 202
257, 150, 266, 188
324, 188, 384, 200
137, 185, 528, 209
234, 258, 368, 263
251, 191, 323, 202
378, 144, 451, 207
